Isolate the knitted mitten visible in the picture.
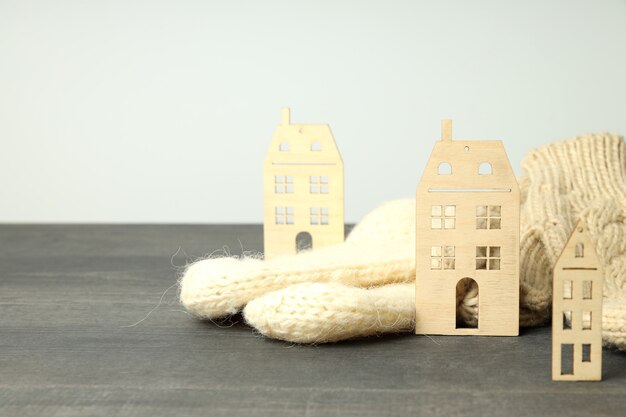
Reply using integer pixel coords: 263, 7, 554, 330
180, 198, 418, 342
180, 133, 626, 347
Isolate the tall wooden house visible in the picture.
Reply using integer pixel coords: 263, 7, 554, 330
415, 120, 520, 336
552, 219, 603, 381
263, 108, 344, 259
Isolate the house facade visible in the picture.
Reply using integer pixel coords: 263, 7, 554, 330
552, 219, 603, 381
415, 120, 520, 336
263, 108, 344, 259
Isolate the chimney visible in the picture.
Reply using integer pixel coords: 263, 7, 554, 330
441, 119, 452, 142
281, 108, 291, 125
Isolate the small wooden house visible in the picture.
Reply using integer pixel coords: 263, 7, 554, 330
552, 219, 603, 381
415, 120, 520, 336
263, 108, 344, 259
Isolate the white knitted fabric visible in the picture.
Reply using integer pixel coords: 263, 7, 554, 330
180, 133, 626, 347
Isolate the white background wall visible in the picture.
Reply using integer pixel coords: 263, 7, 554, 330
1, 0, 625, 223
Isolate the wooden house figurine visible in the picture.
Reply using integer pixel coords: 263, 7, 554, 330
263, 108, 344, 259
415, 120, 520, 336
552, 219, 603, 381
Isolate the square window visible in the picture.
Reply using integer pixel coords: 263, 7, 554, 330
476, 205, 502, 230
274, 176, 294, 194
274, 205, 293, 224
476, 246, 500, 270
431, 245, 455, 270
489, 259, 500, 270
489, 218, 501, 229
563, 281, 572, 299
310, 207, 329, 226
432, 205, 456, 229
444, 205, 456, 217
309, 175, 329, 194
489, 206, 501, 216
582, 281, 592, 300
476, 259, 487, 270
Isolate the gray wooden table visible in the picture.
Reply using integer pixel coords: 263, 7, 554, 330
1, 225, 625, 417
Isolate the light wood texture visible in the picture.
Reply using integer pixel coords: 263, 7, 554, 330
263, 108, 344, 259
415, 120, 520, 336
552, 219, 603, 381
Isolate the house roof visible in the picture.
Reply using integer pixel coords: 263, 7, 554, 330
264, 108, 342, 165
417, 120, 519, 193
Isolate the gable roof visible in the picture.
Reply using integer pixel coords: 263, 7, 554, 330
264, 108, 342, 165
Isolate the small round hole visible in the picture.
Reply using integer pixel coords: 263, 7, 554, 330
464, 146, 470, 152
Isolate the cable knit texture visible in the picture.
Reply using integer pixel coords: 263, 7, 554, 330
180, 133, 626, 347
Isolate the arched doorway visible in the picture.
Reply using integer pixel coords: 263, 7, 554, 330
456, 278, 479, 329
295, 231, 313, 253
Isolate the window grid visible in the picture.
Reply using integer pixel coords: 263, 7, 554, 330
431, 205, 456, 229
275, 207, 294, 225
476, 205, 502, 230
274, 175, 294, 194
309, 176, 329, 194
310, 207, 329, 225
430, 246, 456, 270
476, 246, 501, 270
